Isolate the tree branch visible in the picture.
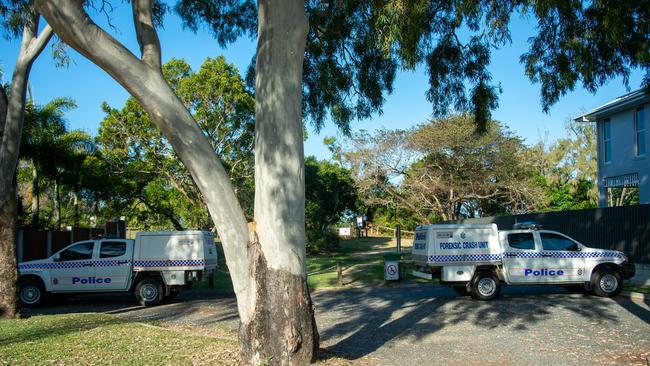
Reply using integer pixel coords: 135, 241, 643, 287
0, 86, 7, 141
1, 2, 52, 205
24, 25, 54, 62
132, 0, 162, 70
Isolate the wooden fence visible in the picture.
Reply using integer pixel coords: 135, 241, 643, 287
16, 220, 126, 262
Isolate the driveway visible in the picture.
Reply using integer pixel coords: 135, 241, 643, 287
313, 284, 650, 365
24, 284, 650, 365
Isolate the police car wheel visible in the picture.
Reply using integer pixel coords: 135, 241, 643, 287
135, 278, 164, 306
593, 269, 622, 297
19, 280, 45, 307
470, 272, 501, 301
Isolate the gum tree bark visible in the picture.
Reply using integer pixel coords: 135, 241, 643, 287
0, 3, 53, 320
36, 1, 317, 363
239, 0, 318, 364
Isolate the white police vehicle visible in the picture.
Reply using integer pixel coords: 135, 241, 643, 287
411, 223, 635, 300
17, 231, 218, 307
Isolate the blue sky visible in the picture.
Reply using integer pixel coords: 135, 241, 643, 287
1, 5, 644, 161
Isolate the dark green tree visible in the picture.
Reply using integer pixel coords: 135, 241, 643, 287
304, 156, 357, 253
20, 98, 74, 228
97, 57, 255, 230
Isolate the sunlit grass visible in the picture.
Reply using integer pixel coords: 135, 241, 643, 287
0, 314, 239, 365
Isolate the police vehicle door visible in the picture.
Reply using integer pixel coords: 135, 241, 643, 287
502, 231, 546, 284
94, 240, 133, 291
537, 231, 586, 283
50, 241, 96, 292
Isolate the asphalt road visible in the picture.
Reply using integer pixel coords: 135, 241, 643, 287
24, 284, 650, 365
313, 284, 650, 365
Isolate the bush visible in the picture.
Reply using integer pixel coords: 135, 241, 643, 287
307, 228, 340, 254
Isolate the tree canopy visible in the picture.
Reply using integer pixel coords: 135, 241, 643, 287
176, 0, 649, 132
96, 57, 255, 230
342, 115, 543, 224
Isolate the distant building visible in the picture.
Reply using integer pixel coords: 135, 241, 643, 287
574, 89, 649, 207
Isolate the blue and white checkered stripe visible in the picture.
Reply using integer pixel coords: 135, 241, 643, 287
18, 260, 130, 270
427, 251, 623, 263
428, 254, 503, 263
502, 251, 623, 259
133, 259, 206, 268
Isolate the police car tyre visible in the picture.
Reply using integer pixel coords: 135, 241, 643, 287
470, 272, 501, 301
592, 268, 622, 297
452, 286, 470, 296
135, 278, 164, 306
19, 279, 46, 307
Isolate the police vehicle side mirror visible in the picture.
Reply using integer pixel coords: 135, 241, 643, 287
568, 244, 580, 252
53, 254, 61, 262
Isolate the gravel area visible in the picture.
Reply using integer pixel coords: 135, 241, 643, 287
23, 284, 650, 365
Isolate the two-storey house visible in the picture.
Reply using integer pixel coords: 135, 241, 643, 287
574, 89, 649, 207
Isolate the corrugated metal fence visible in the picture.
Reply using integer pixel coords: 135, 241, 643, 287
442, 204, 650, 264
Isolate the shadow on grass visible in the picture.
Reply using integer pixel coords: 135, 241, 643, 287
314, 284, 638, 361
0, 315, 123, 347
22, 290, 238, 326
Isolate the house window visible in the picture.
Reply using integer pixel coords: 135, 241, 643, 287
636, 107, 645, 156
603, 119, 611, 163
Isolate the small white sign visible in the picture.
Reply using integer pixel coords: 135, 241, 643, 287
384, 261, 400, 281
338, 227, 351, 237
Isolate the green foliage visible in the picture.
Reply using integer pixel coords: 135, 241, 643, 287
530, 120, 598, 211
343, 115, 543, 223
521, 0, 650, 111
305, 156, 358, 253
0, 0, 29, 39
18, 97, 102, 229
174, 0, 256, 47
97, 57, 255, 230
174, 0, 646, 133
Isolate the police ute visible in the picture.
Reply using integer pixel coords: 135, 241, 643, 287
411, 223, 635, 300
17, 231, 218, 307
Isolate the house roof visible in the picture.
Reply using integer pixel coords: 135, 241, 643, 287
573, 88, 649, 122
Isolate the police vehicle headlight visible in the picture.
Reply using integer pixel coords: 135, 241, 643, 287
620, 253, 628, 262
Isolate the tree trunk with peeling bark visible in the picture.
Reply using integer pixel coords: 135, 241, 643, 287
35, 0, 318, 363
238, 1, 318, 364
0, 2, 53, 320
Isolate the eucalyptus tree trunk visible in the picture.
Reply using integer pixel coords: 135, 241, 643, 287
0, 2, 53, 319
36, 1, 318, 363
31, 165, 39, 228
238, 1, 317, 364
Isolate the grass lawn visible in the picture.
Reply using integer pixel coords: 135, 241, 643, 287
195, 236, 423, 293
0, 314, 356, 366
0, 313, 239, 366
